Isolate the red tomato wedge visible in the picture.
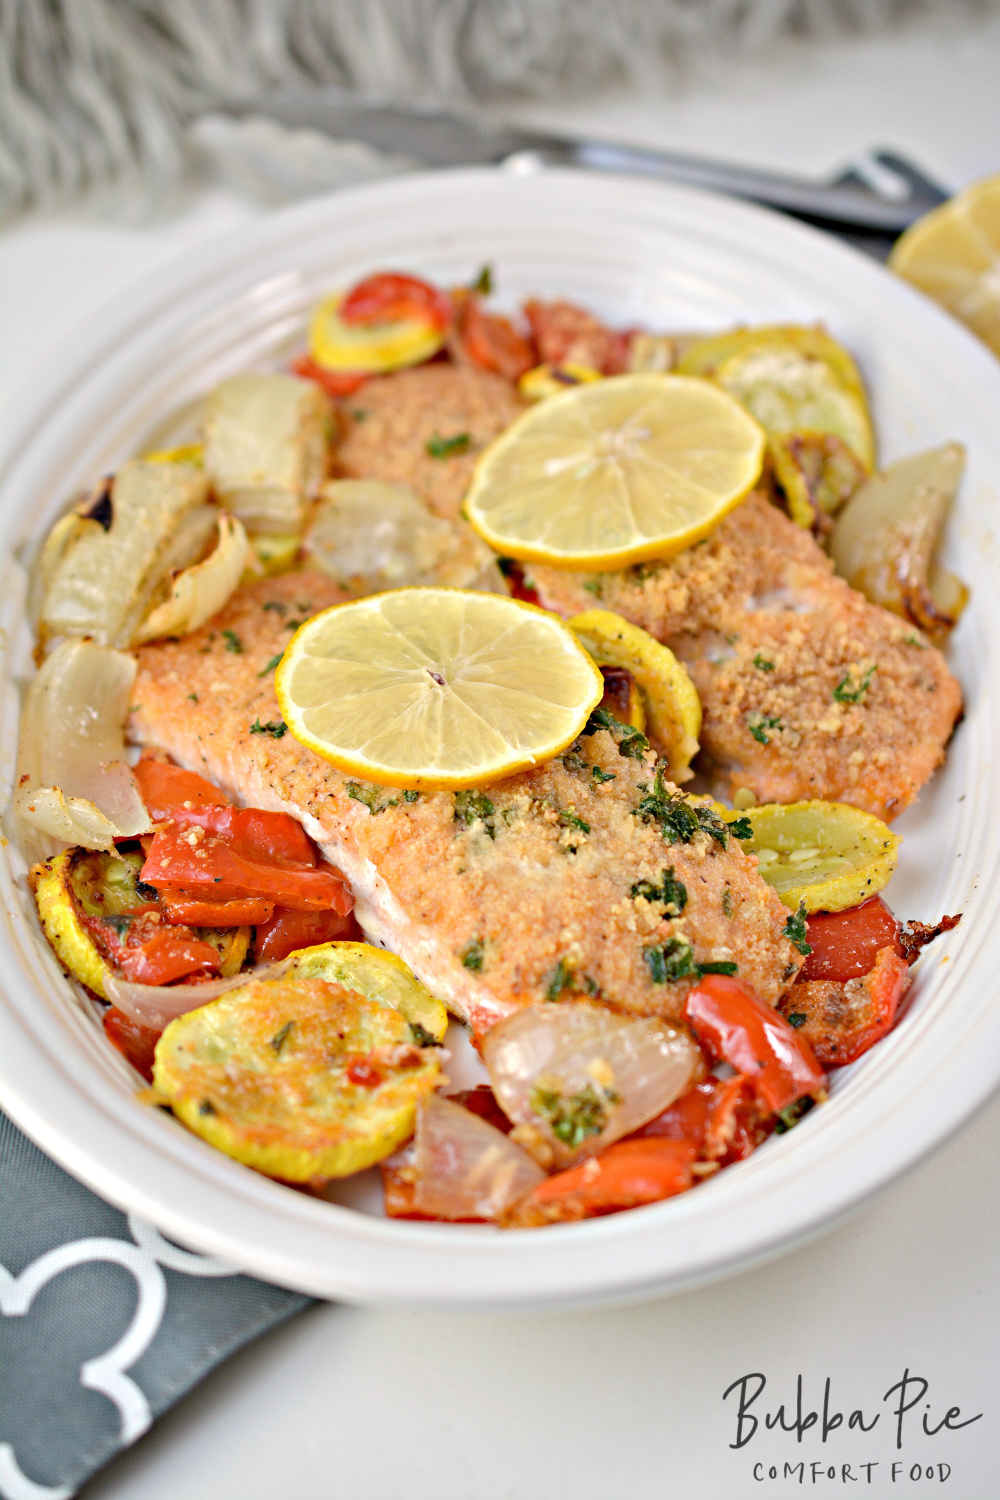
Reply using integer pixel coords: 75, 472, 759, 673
103, 1007, 161, 1083
166, 805, 319, 867
254, 906, 360, 962
116, 930, 221, 986
684, 974, 826, 1115
134, 758, 230, 821
291, 354, 368, 398
141, 832, 351, 912
161, 895, 275, 927
800, 896, 905, 982
340, 273, 451, 330
639, 1075, 771, 1165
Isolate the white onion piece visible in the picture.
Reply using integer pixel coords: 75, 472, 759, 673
412, 1095, 545, 1221
105, 960, 290, 1030
41, 460, 210, 646
135, 514, 253, 642
482, 1001, 699, 1168
303, 479, 505, 596
14, 639, 151, 852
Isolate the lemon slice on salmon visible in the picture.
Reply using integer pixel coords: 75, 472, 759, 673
309, 292, 445, 374
568, 609, 701, 782
463, 373, 765, 571
275, 588, 605, 790
889, 173, 1000, 358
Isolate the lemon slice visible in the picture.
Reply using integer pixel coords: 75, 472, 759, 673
568, 609, 701, 782
309, 292, 444, 374
889, 173, 1000, 358
463, 373, 765, 570
723, 800, 901, 912
275, 587, 605, 789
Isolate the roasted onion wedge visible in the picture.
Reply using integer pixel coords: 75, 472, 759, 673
134, 513, 253, 642
829, 444, 969, 645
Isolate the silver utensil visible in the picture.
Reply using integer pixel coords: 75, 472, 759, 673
246, 89, 947, 236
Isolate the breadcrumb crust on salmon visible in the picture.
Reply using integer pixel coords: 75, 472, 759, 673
335, 363, 525, 520
529, 492, 963, 821
128, 574, 802, 1032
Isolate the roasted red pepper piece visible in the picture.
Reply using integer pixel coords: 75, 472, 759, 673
165, 805, 318, 866
801, 896, 905, 982
161, 895, 275, 927
116, 930, 221, 986
639, 1075, 772, 1165
457, 297, 535, 380
291, 354, 368, 397
779, 946, 911, 1067
103, 1007, 162, 1083
254, 906, 360, 962
134, 758, 230, 821
510, 1138, 698, 1224
340, 272, 451, 330
684, 974, 826, 1115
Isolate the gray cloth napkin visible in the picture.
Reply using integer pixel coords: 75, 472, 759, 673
0, 1111, 311, 1498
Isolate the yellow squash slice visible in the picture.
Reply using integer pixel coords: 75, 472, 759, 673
153, 972, 445, 1181
517, 363, 602, 401
724, 800, 901, 912
309, 292, 445, 374
568, 609, 701, 782
286, 941, 448, 1044
30, 850, 111, 998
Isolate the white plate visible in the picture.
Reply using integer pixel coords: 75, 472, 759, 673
0, 167, 996, 1309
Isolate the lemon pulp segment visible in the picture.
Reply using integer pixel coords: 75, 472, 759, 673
275, 587, 605, 789
463, 373, 765, 570
889, 173, 1000, 357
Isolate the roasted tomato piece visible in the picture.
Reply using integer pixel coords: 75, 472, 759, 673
801, 896, 905, 982
457, 296, 536, 380
142, 828, 352, 913
340, 272, 451, 330
103, 1007, 162, 1083
166, 805, 318, 866
117, 930, 221, 986
134, 758, 230, 821
254, 906, 360, 963
684, 974, 826, 1115
639, 1075, 772, 1166
446, 1084, 512, 1135
779, 946, 911, 1067
523, 298, 633, 375
162, 895, 275, 927
598, 664, 644, 730
507, 1138, 698, 1225
291, 354, 368, 397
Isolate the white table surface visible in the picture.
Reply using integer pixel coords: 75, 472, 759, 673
2, 11, 999, 1498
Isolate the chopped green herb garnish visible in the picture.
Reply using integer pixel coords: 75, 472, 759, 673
269, 1021, 294, 1054
753, 655, 774, 671
591, 764, 616, 783
257, 654, 283, 677
187, 693, 198, 703
557, 810, 590, 834
263, 601, 288, 615
347, 781, 406, 815
222, 628, 244, 654
630, 866, 688, 915
747, 713, 782, 744
470, 264, 493, 295
903, 631, 927, 649
198, 1099, 217, 1116
351, 409, 368, 422
402, 789, 419, 803
101, 914, 133, 935
728, 815, 754, 840
249, 718, 288, 738
786, 1012, 808, 1029
426, 431, 471, 458
783, 903, 812, 956
634, 764, 728, 847
409, 1022, 438, 1047
583, 705, 649, 759
775, 1095, 816, 1133
545, 957, 575, 1001
530, 1083, 617, 1149
721, 888, 733, 917
697, 960, 739, 976
454, 790, 496, 837
645, 938, 699, 984
582, 579, 602, 596
197, 632, 216, 654
460, 938, 485, 972
833, 665, 876, 703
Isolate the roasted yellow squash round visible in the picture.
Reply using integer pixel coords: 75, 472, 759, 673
724, 799, 901, 912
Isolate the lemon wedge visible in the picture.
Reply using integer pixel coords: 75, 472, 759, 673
889, 173, 1000, 358
309, 292, 445, 374
275, 587, 605, 789
463, 373, 765, 571
568, 609, 701, 782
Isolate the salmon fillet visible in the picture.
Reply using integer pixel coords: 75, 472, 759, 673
528, 492, 963, 820
128, 574, 803, 1033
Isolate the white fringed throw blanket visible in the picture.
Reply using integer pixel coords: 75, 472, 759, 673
0, 0, 993, 219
